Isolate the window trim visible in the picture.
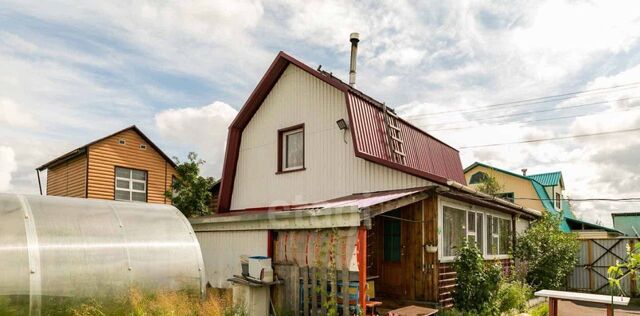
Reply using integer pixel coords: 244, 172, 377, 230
276, 124, 306, 174
438, 197, 512, 262
113, 166, 148, 203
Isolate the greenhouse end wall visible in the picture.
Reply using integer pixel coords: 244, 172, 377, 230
0, 193, 206, 315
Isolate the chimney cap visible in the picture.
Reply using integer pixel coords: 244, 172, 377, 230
350, 32, 360, 43
521, 168, 528, 176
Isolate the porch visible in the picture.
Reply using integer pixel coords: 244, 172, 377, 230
190, 183, 541, 315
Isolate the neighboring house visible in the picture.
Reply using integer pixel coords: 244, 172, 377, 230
36, 125, 177, 204
190, 51, 542, 311
464, 162, 620, 235
612, 211, 640, 236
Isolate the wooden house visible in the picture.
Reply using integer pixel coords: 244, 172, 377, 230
36, 125, 177, 204
464, 162, 621, 235
190, 52, 543, 313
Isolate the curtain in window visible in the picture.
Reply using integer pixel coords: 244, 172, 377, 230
285, 131, 303, 168
443, 206, 466, 257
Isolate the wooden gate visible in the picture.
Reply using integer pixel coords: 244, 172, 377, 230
566, 237, 639, 296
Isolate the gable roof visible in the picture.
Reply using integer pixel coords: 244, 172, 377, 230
528, 172, 563, 187
218, 51, 465, 212
37, 125, 177, 171
465, 162, 557, 211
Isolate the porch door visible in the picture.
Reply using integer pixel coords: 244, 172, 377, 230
380, 209, 405, 296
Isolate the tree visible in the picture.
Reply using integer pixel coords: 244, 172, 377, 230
477, 172, 503, 195
166, 152, 215, 217
513, 213, 579, 291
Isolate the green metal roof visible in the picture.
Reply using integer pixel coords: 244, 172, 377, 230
465, 162, 612, 233
565, 217, 622, 234
528, 172, 562, 187
612, 213, 640, 236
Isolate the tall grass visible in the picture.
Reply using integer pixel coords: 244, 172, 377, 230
0, 288, 246, 316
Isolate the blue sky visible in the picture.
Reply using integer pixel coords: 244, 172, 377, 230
1, 0, 640, 226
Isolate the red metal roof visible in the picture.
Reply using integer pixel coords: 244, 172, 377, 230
218, 52, 466, 212
347, 91, 466, 184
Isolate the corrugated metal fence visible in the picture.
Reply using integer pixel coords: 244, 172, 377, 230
566, 238, 639, 296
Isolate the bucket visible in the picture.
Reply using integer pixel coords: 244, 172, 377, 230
240, 255, 249, 276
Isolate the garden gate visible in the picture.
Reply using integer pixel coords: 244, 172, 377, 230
566, 237, 639, 296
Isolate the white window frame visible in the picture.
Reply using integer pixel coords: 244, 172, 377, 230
438, 197, 512, 262
281, 128, 304, 172
115, 167, 147, 202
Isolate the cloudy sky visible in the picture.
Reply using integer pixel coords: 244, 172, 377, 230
1, 0, 640, 226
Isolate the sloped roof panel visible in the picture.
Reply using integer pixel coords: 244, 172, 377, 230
347, 91, 466, 184
528, 172, 562, 186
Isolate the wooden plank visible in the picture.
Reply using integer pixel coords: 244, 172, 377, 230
302, 267, 309, 316
273, 264, 300, 316
330, 268, 337, 316
366, 191, 432, 219
535, 290, 630, 305
341, 269, 350, 316
311, 267, 318, 316
320, 267, 327, 315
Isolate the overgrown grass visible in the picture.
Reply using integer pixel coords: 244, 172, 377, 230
0, 288, 245, 316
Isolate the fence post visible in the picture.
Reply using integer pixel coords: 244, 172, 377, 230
587, 239, 593, 291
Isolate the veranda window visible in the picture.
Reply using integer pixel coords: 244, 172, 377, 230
443, 206, 466, 257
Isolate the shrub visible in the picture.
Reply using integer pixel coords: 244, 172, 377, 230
496, 280, 532, 314
513, 213, 579, 291
452, 241, 502, 315
529, 303, 549, 316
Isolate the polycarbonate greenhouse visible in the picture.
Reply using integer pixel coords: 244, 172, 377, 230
0, 193, 206, 315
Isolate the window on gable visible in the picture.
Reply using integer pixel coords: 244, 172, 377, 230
496, 192, 515, 203
115, 167, 147, 202
556, 192, 561, 208
469, 172, 488, 184
278, 124, 305, 172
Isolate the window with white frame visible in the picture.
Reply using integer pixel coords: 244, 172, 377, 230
115, 167, 147, 202
441, 202, 512, 259
278, 125, 304, 172
442, 206, 466, 257
486, 214, 512, 255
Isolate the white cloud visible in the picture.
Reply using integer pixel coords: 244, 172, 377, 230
155, 102, 238, 178
0, 98, 37, 128
0, 146, 17, 191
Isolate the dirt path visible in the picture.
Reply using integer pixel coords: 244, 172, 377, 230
559, 300, 640, 316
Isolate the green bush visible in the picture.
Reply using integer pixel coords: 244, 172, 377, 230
496, 280, 532, 314
514, 213, 579, 291
529, 303, 549, 316
452, 241, 502, 315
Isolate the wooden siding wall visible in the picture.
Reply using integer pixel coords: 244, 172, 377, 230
46, 154, 87, 198
231, 64, 432, 210
371, 197, 439, 303
86, 129, 176, 204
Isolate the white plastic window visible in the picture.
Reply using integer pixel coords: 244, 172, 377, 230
282, 128, 304, 170
115, 167, 147, 202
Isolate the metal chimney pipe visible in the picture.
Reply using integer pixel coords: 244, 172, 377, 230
521, 168, 528, 176
349, 32, 359, 87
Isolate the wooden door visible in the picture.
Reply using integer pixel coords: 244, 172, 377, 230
379, 209, 405, 297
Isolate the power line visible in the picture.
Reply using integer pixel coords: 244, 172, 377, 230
402, 81, 640, 119
426, 104, 640, 132
412, 96, 639, 129
458, 126, 640, 149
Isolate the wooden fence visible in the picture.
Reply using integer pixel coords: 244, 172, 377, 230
566, 238, 639, 296
273, 264, 360, 316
